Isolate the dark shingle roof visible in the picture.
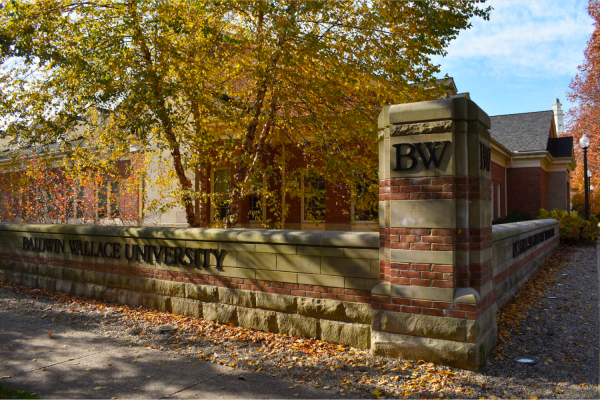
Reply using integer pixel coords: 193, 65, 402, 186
490, 110, 554, 152
547, 137, 573, 158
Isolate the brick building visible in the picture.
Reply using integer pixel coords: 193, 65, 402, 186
489, 105, 574, 221
0, 93, 575, 228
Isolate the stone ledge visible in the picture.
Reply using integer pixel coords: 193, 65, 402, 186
492, 219, 558, 242
0, 222, 378, 249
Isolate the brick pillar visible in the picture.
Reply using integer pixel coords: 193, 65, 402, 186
371, 98, 495, 371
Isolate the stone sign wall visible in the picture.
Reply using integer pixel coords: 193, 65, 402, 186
0, 223, 379, 349
0, 99, 561, 371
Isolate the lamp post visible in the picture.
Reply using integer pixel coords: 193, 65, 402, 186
580, 134, 591, 220
588, 169, 593, 198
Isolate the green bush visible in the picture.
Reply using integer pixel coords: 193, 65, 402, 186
538, 208, 599, 242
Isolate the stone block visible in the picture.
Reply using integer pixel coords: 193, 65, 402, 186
344, 277, 379, 291
171, 297, 203, 318
104, 273, 131, 290
342, 248, 378, 259
21, 273, 38, 288
218, 243, 255, 252
55, 279, 73, 294
255, 244, 297, 255
298, 273, 344, 288
202, 303, 218, 322
236, 252, 277, 270
371, 330, 479, 371
343, 302, 372, 324
72, 282, 96, 298
276, 313, 318, 338
185, 283, 218, 302
37, 276, 56, 291
45, 266, 64, 280
237, 307, 278, 333
255, 270, 297, 283
298, 246, 343, 257
95, 286, 119, 304
218, 267, 256, 279
390, 284, 454, 302
216, 304, 238, 325
380, 311, 479, 343
118, 289, 143, 308
320, 257, 371, 278
154, 280, 185, 297
391, 249, 454, 265
218, 287, 254, 308
390, 200, 458, 229
320, 320, 370, 349
125, 276, 154, 293
145, 294, 167, 311
255, 292, 297, 313
298, 298, 344, 320
370, 260, 380, 278
276, 255, 320, 274
62, 268, 84, 283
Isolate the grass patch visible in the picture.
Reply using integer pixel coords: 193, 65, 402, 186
0, 383, 39, 399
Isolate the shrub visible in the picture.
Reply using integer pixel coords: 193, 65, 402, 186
538, 208, 599, 242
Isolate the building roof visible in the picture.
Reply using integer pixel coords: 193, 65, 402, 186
490, 110, 555, 152
547, 136, 573, 158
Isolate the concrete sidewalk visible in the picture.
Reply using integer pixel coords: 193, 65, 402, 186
0, 307, 338, 399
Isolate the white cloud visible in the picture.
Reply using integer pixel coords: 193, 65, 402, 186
438, 0, 594, 78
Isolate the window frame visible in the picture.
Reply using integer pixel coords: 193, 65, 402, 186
210, 167, 232, 222
301, 174, 326, 225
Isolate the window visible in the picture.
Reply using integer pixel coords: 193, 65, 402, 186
97, 181, 120, 219
110, 181, 120, 218
67, 185, 85, 220
247, 175, 265, 221
213, 169, 231, 221
353, 182, 378, 222
496, 181, 501, 218
303, 174, 326, 221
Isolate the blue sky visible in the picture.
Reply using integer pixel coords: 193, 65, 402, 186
435, 0, 594, 118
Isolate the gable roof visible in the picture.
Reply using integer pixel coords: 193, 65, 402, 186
490, 110, 555, 152
547, 137, 573, 158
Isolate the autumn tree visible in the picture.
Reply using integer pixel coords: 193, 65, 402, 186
0, 0, 490, 228
568, 0, 600, 214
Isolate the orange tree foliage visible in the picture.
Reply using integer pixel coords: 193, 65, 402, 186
0, 1, 490, 228
0, 150, 141, 225
568, 0, 600, 213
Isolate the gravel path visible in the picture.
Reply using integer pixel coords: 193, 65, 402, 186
479, 244, 599, 399
0, 244, 598, 399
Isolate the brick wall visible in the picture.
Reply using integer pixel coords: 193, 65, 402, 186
507, 167, 546, 217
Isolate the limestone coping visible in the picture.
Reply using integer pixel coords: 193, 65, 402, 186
0, 222, 379, 249
378, 97, 491, 130
491, 219, 558, 242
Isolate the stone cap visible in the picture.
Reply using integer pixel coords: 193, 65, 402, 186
0, 222, 379, 249
378, 97, 491, 130
492, 218, 558, 242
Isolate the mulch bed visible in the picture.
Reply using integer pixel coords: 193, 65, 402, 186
0, 243, 598, 399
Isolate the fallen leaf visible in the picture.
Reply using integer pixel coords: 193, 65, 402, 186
47, 331, 52, 338
94, 386, 107, 390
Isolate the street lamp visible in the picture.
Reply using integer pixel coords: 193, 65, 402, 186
580, 134, 591, 220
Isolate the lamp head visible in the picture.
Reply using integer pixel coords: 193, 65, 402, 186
589, 169, 593, 177
580, 133, 591, 149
